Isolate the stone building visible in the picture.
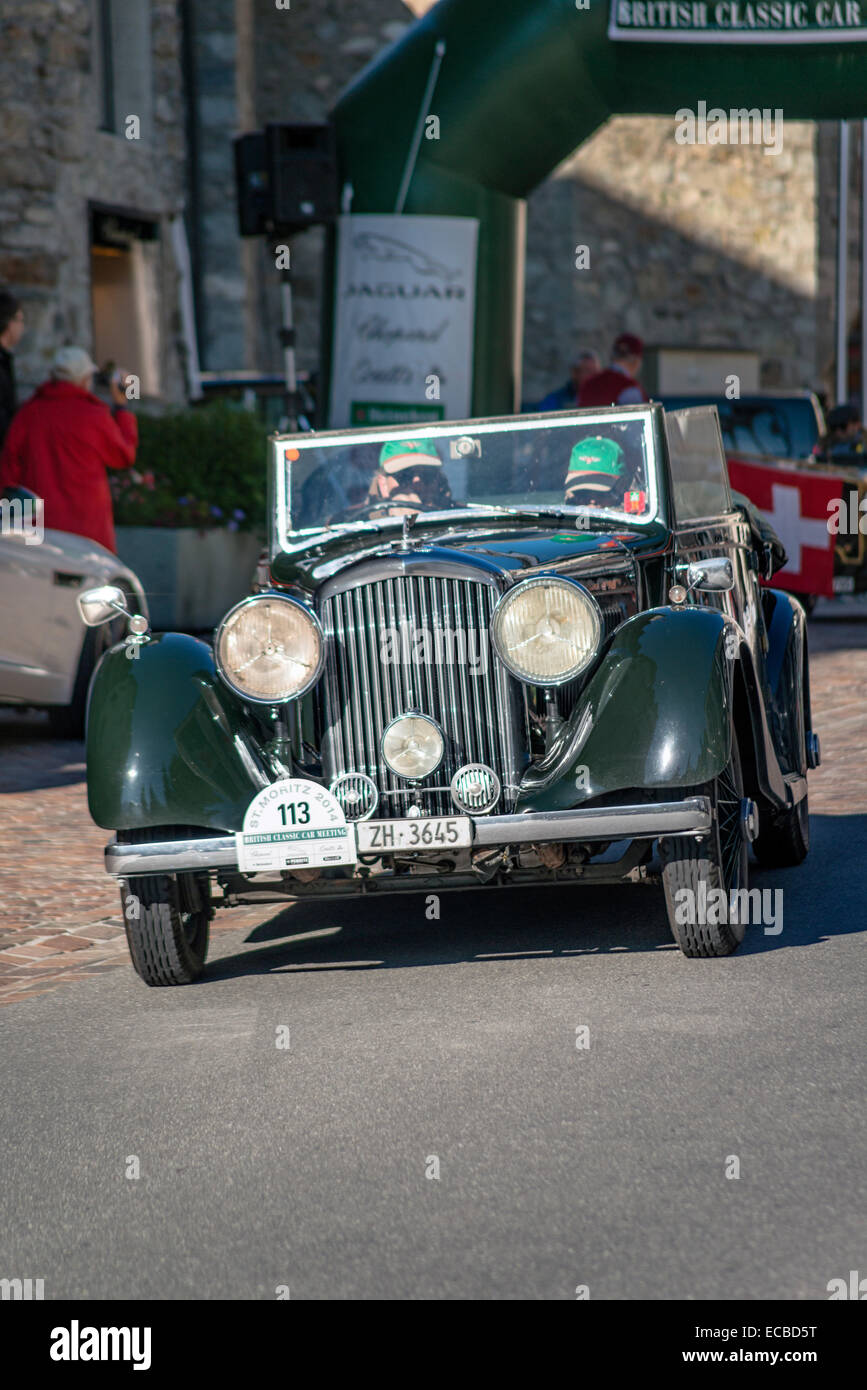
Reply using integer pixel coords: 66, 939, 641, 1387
523, 116, 863, 407
219, 0, 863, 409
0, 0, 862, 413
0, 0, 191, 403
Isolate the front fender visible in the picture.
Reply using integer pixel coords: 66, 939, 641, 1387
517, 607, 734, 814
86, 632, 268, 832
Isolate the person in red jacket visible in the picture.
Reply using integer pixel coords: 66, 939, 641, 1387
0, 345, 137, 553
578, 333, 648, 409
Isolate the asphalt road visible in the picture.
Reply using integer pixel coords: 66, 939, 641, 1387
2, 813, 865, 1301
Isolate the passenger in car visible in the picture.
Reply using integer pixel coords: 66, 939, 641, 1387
563, 436, 627, 507
366, 438, 452, 517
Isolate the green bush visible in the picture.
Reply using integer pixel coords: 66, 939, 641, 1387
111, 402, 269, 532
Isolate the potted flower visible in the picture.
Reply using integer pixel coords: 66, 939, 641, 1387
112, 404, 268, 631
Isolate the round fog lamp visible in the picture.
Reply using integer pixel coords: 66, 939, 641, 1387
451, 764, 501, 814
381, 714, 444, 780
331, 773, 379, 822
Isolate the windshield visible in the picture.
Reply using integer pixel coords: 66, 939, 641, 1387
277, 410, 659, 537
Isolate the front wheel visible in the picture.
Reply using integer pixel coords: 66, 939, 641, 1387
120, 872, 211, 986
659, 729, 750, 958
117, 827, 212, 985
753, 791, 809, 868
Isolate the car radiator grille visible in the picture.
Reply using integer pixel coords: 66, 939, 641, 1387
317, 570, 526, 818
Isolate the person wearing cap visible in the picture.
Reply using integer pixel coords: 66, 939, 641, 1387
578, 333, 648, 409
0, 345, 137, 552
366, 438, 451, 518
533, 350, 601, 412
563, 436, 629, 508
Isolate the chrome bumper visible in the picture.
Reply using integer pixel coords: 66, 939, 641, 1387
104, 797, 712, 877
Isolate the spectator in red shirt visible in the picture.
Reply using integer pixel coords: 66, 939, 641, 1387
0, 345, 137, 553
578, 333, 648, 409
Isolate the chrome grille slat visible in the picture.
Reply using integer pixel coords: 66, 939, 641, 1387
363, 585, 387, 781
452, 583, 475, 764
319, 565, 523, 818
343, 592, 367, 774
351, 588, 376, 778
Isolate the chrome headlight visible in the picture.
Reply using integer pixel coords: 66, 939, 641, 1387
490, 576, 602, 685
381, 713, 444, 780
215, 594, 325, 703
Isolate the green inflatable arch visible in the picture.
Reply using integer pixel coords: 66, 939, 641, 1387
330, 0, 867, 419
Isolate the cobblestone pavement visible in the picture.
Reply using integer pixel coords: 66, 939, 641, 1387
0, 604, 864, 1006
0, 724, 269, 1008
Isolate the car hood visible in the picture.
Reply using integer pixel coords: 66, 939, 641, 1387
270, 518, 670, 595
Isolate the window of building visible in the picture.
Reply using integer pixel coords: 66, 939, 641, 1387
90, 209, 162, 397
96, 0, 154, 138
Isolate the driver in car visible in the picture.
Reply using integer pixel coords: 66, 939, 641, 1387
366, 438, 451, 517
563, 435, 629, 508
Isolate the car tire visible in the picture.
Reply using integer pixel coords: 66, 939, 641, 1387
753, 791, 810, 868
754, 652, 811, 868
47, 607, 126, 739
47, 625, 106, 738
117, 830, 212, 986
659, 728, 749, 958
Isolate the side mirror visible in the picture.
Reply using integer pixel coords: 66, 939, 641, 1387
77, 585, 128, 627
686, 557, 734, 592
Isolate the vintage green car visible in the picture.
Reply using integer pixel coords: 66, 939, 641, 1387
80, 404, 819, 984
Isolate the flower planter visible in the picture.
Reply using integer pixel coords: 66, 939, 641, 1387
115, 527, 263, 632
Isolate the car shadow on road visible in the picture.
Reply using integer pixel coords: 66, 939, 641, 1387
205, 880, 678, 982
204, 812, 865, 981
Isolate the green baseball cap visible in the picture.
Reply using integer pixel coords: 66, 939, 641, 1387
379, 438, 441, 474
566, 436, 625, 479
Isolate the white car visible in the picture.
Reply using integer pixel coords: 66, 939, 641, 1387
0, 485, 148, 737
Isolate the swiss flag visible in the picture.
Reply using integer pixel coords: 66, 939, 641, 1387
726, 455, 843, 598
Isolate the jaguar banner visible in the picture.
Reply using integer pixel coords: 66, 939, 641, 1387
328, 213, 479, 429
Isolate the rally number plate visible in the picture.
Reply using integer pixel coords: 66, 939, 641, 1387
356, 816, 472, 853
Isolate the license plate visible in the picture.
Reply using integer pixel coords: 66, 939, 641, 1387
356, 816, 472, 853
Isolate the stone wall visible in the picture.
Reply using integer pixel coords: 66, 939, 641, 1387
241, 0, 414, 380
523, 115, 822, 407
186, 0, 248, 372
3, 0, 851, 415
0, 0, 187, 401
187, 1, 867, 425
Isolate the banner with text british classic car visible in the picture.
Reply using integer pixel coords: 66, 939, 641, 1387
608, 0, 867, 43
328, 214, 479, 429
